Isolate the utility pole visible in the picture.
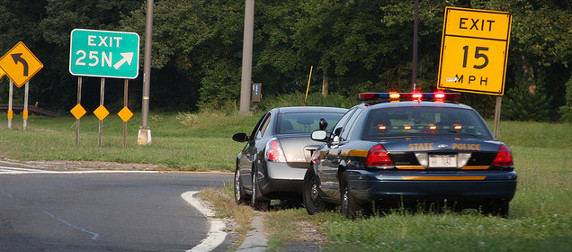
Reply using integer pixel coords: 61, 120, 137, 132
239, 0, 254, 115
138, 0, 154, 145
412, 0, 419, 91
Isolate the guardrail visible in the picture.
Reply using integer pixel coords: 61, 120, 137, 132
0, 104, 57, 117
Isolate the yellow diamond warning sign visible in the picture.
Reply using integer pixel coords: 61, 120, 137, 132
0, 41, 43, 88
118, 107, 133, 122
70, 104, 87, 119
93, 105, 109, 121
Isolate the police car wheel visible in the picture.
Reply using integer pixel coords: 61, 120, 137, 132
340, 175, 362, 219
303, 168, 325, 215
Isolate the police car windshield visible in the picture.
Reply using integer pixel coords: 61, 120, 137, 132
363, 107, 493, 140
277, 112, 342, 134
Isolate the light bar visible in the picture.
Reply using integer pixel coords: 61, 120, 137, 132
359, 92, 461, 102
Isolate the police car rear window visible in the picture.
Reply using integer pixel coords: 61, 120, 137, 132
363, 107, 493, 140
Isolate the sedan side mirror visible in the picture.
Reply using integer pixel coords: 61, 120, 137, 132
319, 118, 328, 130
311, 130, 328, 142
232, 133, 249, 142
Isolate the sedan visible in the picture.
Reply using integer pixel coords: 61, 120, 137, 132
304, 92, 517, 218
232, 106, 347, 210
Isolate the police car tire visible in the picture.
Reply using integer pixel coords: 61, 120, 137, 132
303, 168, 325, 215
341, 175, 361, 219
485, 200, 510, 218
251, 167, 270, 211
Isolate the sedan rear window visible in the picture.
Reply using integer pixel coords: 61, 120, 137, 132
277, 112, 343, 134
363, 107, 493, 140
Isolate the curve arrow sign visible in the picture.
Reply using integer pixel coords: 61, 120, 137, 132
11, 53, 29, 76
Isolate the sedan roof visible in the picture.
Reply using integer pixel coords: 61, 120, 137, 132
275, 106, 348, 114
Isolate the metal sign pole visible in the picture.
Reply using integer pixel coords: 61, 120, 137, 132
98, 78, 105, 147
493, 96, 502, 139
123, 79, 128, 149
23, 81, 29, 130
75, 77, 82, 145
7, 80, 13, 129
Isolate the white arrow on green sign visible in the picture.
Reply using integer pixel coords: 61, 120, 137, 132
69, 29, 140, 79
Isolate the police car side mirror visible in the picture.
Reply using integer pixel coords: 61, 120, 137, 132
232, 133, 249, 142
311, 130, 328, 142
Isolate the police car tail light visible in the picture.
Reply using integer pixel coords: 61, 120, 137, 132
491, 145, 513, 167
366, 144, 394, 168
266, 138, 286, 162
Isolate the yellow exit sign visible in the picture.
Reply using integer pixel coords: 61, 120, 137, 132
437, 7, 512, 96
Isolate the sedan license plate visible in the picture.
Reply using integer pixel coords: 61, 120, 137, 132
429, 154, 457, 168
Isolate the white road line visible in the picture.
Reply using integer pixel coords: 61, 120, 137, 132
0, 166, 160, 175
182, 191, 227, 252
42, 210, 100, 240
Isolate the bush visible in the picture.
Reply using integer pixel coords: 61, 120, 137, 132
558, 74, 572, 122
256, 91, 358, 111
502, 87, 554, 121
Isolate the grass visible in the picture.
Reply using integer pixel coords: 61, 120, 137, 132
199, 186, 254, 250
0, 111, 261, 171
1, 110, 571, 251
309, 120, 572, 251
197, 119, 571, 251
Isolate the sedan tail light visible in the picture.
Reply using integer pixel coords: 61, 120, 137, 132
266, 138, 286, 162
491, 145, 513, 167
365, 144, 394, 168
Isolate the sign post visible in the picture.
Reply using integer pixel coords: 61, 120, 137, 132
0, 41, 43, 130
437, 7, 512, 138
7, 80, 13, 129
69, 29, 139, 147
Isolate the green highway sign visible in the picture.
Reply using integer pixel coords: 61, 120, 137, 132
69, 29, 140, 79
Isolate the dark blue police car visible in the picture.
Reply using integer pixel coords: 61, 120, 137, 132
303, 92, 517, 218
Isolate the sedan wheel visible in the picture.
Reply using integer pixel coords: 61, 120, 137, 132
234, 168, 248, 204
303, 168, 325, 215
251, 168, 270, 210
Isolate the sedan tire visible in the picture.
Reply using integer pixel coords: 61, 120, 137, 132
251, 167, 270, 211
234, 168, 249, 205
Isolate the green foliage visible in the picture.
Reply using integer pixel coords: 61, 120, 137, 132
256, 92, 358, 112
503, 86, 554, 121
0, 0, 570, 121
559, 74, 572, 122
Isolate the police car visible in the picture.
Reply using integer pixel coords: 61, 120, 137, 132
303, 92, 517, 218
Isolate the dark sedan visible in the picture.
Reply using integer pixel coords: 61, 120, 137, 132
304, 92, 517, 218
232, 106, 347, 210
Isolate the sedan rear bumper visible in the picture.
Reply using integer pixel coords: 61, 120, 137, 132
259, 162, 308, 196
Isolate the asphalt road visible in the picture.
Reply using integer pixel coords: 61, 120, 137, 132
0, 164, 233, 251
